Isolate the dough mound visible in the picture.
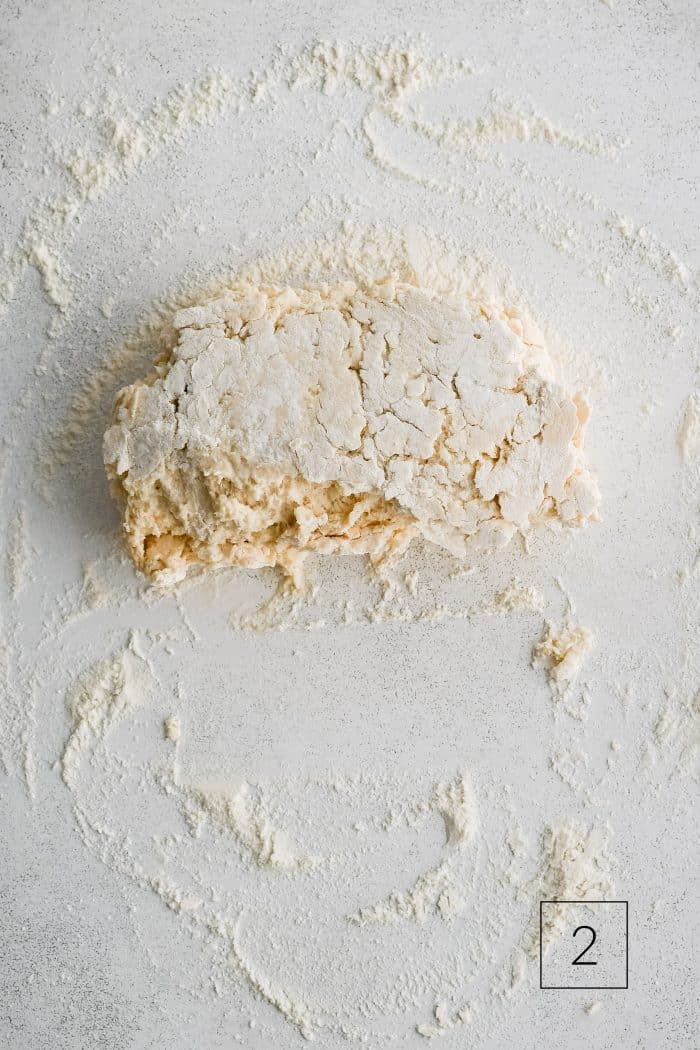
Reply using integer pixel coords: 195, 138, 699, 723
104, 278, 599, 585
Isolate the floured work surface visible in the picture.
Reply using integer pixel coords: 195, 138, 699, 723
1, 8, 698, 1050
105, 279, 598, 584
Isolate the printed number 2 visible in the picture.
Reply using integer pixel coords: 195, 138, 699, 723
572, 925, 597, 966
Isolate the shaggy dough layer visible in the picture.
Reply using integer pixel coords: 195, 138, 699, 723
104, 278, 599, 585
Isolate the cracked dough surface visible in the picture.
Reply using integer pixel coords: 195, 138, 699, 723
104, 277, 599, 584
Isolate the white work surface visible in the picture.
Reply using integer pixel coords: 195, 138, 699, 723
1, 2, 698, 1048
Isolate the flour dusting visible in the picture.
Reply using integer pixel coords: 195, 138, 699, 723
1, 20, 697, 1050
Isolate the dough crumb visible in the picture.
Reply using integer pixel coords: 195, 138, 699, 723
532, 620, 593, 691
490, 579, 544, 614
163, 715, 181, 742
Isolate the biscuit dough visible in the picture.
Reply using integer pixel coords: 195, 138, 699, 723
104, 278, 599, 585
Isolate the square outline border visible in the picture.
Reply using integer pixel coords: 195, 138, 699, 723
539, 900, 629, 990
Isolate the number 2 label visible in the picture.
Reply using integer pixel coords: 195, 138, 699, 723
540, 901, 628, 989
572, 925, 597, 966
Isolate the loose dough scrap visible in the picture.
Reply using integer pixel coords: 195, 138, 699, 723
104, 277, 600, 585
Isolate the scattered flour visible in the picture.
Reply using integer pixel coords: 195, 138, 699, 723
654, 684, 700, 773
61, 636, 151, 789
56, 661, 502, 1041
608, 214, 700, 301
0, 25, 696, 1050
350, 774, 477, 926
526, 821, 614, 956
678, 393, 700, 464
416, 1000, 473, 1039
3, 35, 690, 344
350, 861, 460, 926
550, 748, 589, 794
7, 505, 31, 599
158, 765, 320, 873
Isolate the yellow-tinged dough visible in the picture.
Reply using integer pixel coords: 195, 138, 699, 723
104, 277, 599, 585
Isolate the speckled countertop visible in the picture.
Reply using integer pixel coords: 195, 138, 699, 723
1, 2, 698, 1048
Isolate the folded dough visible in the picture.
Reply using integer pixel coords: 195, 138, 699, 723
104, 277, 599, 585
